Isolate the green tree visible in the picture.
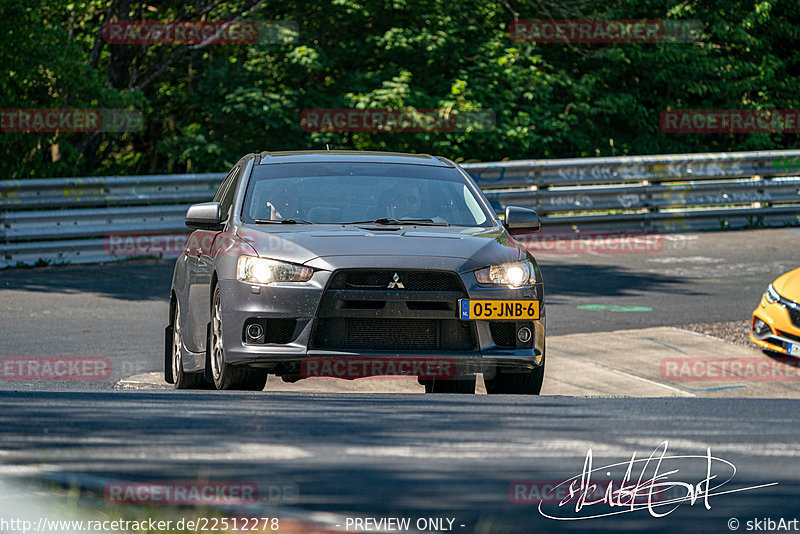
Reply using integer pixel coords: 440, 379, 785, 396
1, 0, 799, 178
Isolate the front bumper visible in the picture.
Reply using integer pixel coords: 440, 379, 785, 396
217, 267, 545, 376
751, 295, 800, 356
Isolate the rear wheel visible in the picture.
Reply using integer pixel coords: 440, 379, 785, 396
484, 359, 545, 395
423, 376, 476, 394
209, 285, 268, 391
171, 300, 207, 389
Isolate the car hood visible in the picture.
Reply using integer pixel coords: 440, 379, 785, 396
237, 224, 526, 272
774, 267, 800, 302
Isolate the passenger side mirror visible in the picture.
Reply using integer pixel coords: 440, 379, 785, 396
503, 206, 541, 234
185, 202, 224, 231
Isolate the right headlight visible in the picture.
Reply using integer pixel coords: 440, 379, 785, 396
764, 284, 780, 304
474, 260, 536, 288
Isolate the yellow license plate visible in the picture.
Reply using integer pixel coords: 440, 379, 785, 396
459, 300, 539, 320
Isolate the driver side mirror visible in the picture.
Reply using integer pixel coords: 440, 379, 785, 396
185, 202, 224, 231
503, 206, 541, 234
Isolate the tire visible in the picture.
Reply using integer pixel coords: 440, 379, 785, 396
170, 300, 208, 389
209, 285, 268, 391
484, 358, 545, 395
423, 376, 476, 394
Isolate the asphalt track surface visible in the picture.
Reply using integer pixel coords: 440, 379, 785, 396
2, 392, 799, 533
1, 228, 799, 533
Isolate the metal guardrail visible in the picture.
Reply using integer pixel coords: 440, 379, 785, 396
464, 150, 800, 187
482, 179, 800, 211
2, 150, 800, 267
0, 174, 221, 209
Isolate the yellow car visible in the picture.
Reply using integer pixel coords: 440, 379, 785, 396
751, 268, 800, 357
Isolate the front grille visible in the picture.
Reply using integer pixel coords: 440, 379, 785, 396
788, 307, 800, 329
265, 318, 296, 344
312, 318, 475, 351
777, 329, 800, 343
490, 322, 517, 348
312, 268, 476, 352
347, 319, 438, 350
328, 270, 463, 291
766, 337, 792, 351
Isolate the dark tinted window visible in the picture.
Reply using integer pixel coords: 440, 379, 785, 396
215, 165, 241, 219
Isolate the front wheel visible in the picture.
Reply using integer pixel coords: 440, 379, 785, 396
484, 359, 545, 395
209, 285, 268, 391
170, 300, 208, 389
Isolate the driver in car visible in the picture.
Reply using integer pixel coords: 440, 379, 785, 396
384, 183, 423, 219
265, 183, 301, 220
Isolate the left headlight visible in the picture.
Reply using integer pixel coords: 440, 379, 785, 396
474, 260, 536, 288
236, 256, 313, 285
764, 283, 781, 304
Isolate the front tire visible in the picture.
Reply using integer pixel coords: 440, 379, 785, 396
484, 359, 545, 395
209, 285, 268, 391
171, 300, 207, 389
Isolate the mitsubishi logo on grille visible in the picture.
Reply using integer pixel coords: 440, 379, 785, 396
387, 272, 405, 289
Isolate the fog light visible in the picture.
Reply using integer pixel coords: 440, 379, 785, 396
246, 323, 264, 341
753, 318, 771, 337
517, 326, 532, 343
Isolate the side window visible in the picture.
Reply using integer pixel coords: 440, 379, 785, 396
213, 166, 237, 203
215, 165, 241, 219
463, 184, 487, 225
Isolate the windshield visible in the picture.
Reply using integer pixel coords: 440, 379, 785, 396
242, 162, 492, 227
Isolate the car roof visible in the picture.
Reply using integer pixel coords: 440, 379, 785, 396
255, 150, 453, 167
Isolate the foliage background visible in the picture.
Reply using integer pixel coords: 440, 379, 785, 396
1, 0, 798, 178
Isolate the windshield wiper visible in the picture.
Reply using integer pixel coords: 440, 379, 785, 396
253, 218, 313, 224
342, 217, 449, 226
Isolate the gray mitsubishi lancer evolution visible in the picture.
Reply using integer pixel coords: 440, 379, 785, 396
166, 150, 545, 394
